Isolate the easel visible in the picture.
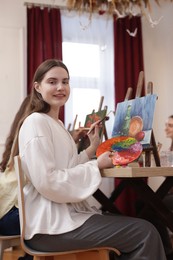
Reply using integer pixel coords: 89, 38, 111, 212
101, 71, 161, 213
140, 76, 160, 167
90, 95, 109, 141
97, 96, 108, 141
94, 73, 173, 225
123, 71, 160, 167
77, 96, 109, 153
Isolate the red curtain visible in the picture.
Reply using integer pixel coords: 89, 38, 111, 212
114, 16, 144, 104
113, 16, 144, 216
27, 7, 64, 121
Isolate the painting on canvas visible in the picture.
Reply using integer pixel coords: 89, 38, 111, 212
84, 109, 107, 129
112, 94, 157, 145
78, 109, 107, 152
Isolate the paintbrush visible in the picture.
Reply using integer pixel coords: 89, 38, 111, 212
87, 115, 109, 135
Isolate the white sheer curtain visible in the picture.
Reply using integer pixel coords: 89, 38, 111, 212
61, 11, 115, 207
61, 11, 115, 138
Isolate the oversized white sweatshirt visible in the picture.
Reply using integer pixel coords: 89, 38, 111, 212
19, 113, 102, 239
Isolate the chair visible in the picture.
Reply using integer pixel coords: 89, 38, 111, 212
14, 156, 121, 260
0, 234, 20, 259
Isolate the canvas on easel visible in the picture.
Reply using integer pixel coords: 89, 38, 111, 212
78, 108, 107, 153
84, 109, 107, 135
77, 96, 108, 153
106, 72, 155, 217
111, 72, 160, 167
111, 94, 158, 146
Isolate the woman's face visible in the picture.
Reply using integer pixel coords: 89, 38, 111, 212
165, 117, 173, 139
35, 66, 70, 109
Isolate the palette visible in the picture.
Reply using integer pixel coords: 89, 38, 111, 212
96, 136, 143, 166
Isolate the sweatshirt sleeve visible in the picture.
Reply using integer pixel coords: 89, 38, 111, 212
19, 114, 102, 203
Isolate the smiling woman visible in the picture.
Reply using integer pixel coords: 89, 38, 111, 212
165, 115, 173, 151
4, 58, 166, 260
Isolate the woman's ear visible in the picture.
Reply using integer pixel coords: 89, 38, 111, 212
34, 82, 41, 93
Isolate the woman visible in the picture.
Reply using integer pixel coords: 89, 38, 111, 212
164, 115, 173, 253
0, 95, 33, 259
165, 115, 173, 151
11, 59, 166, 259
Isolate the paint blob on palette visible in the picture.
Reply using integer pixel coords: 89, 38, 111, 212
96, 136, 143, 166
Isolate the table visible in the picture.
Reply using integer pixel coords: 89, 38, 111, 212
94, 167, 173, 232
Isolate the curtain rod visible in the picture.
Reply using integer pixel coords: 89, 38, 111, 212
24, 1, 99, 17
24, 1, 67, 10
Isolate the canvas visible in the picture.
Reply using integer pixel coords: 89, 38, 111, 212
78, 109, 107, 152
84, 109, 107, 129
112, 94, 157, 146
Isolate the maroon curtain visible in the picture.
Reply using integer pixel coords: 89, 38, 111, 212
114, 16, 144, 104
113, 16, 144, 217
27, 7, 64, 121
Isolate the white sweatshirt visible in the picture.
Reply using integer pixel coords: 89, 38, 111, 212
19, 113, 102, 239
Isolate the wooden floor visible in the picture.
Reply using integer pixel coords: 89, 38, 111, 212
3, 246, 25, 260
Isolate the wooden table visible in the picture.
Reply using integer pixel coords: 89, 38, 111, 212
94, 167, 173, 232
101, 166, 173, 178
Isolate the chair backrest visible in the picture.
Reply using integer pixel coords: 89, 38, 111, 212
15, 156, 39, 256
14, 156, 28, 253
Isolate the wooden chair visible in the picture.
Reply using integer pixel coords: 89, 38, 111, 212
0, 234, 20, 259
14, 156, 121, 260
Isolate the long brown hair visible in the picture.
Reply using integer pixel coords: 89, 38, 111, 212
8, 59, 69, 169
0, 95, 30, 172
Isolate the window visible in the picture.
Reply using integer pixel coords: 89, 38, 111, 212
63, 42, 100, 78
61, 11, 115, 138
61, 12, 115, 201
63, 42, 101, 127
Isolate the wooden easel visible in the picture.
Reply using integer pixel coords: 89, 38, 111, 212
77, 96, 109, 153
140, 75, 160, 167
89, 95, 109, 141
124, 71, 160, 167
102, 72, 161, 212
97, 96, 108, 141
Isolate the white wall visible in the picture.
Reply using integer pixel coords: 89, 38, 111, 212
0, 0, 26, 156
141, 0, 173, 189
0, 0, 64, 156
1, 0, 173, 191
142, 0, 173, 151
